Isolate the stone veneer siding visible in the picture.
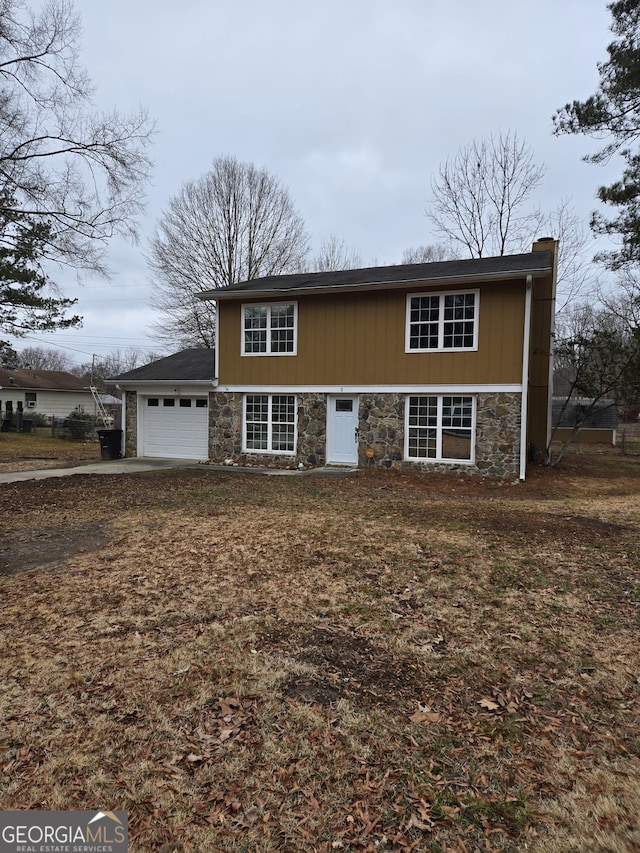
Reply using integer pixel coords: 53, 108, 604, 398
209, 390, 521, 477
209, 391, 327, 468
359, 392, 521, 478
124, 390, 138, 457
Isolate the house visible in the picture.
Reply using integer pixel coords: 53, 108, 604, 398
115, 240, 557, 478
115, 349, 215, 460
195, 238, 558, 479
0, 367, 93, 423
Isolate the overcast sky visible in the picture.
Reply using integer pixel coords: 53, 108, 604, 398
24, 0, 619, 367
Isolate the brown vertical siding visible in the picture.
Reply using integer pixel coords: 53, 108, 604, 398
218, 280, 527, 386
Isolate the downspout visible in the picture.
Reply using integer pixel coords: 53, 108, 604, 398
214, 305, 220, 383
519, 275, 533, 480
116, 384, 126, 457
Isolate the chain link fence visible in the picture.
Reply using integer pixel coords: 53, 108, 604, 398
551, 423, 640, 458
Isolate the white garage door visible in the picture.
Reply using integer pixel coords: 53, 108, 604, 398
142, 396, 209, 460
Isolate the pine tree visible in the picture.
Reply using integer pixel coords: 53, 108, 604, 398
554, 1, 640, 268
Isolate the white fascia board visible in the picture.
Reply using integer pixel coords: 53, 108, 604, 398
217, 383, 522, 394
116, 380, 217, 394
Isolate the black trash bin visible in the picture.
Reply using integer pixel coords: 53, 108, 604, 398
97, 429, 123, 460
21, 419, 34, 433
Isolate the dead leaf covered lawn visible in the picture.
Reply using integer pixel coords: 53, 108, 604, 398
1, 458, 639, 851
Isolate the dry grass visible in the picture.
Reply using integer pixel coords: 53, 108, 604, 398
1, 454, 639, 852
0, 430, 99, 472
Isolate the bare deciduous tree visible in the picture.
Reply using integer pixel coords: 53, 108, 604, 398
427, 131, 545, 258
16, 345, 73, 371
544, 199, 600, 317
598, 267, 640, 332
0, 0, 154, 274
401, 244, 457, 264
551, 300, 640, 465
311, 234, 362, 272
427, 132, 598, 316
148, 155, 309, 349
73, 347, 161, 393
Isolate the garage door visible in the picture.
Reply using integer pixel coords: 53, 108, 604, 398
142, 396, 209, 460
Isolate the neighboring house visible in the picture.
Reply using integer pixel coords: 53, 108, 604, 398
194, 238, 558, 479
115, 349, 216, 460
551, 397, 618, 445
115, 240, 557, 478
0, 367, 93, 421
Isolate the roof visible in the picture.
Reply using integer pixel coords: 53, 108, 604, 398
552, 398, 618, 430
113, 348, 215, 383
200, 250, 554, 301
0, 367, 90, 392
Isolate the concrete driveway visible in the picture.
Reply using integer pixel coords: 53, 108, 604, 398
0, 457, 200, 484
0, 457, 357, 484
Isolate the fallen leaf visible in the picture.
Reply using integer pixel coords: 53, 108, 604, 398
410, 710, 441, 724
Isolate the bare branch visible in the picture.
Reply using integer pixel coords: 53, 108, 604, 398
148, 155, 309, 348
0, 0, 154, 276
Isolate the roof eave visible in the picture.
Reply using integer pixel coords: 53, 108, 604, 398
115, 378, 217, 389
199, 265, 553, 302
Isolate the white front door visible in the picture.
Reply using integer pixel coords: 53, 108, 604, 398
326, 395, 359, 464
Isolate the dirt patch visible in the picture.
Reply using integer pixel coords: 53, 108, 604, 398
281, 626, 428, 709
0, 520, 112, 574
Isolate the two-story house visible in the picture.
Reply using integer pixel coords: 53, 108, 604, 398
195, 238, 557, 479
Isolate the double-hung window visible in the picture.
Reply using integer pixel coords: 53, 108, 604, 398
406, 290, 478, 352
405, 395, 474, 463
244, 394, 296, 454
242, 302, 297, 355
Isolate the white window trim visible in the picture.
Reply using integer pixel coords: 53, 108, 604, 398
241, 301, 298, 357
404, 394, 476, 465
242, 393, 297, 456
405, 289, 479, 353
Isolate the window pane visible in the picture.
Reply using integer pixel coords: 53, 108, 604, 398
195, 399, 208, 408
443, 294, 475, 348
246, 423, 268, 450
148, 398, 159, 407
179, 399, 191, 407
270, 304, 295, 353
441, 431, 472, 460
244, 330, 267, 353
407, 396, 437, 458
244, 306, 267, 329
246, 395, 268, 421
163, 398, 175, 407
270, 304, 294, 327
271, 327, 294, 352
409, 296, 439, 349
441, 396, 473, 459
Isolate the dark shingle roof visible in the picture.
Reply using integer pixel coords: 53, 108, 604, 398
200, 251, 553, 301
114, 349, 215, 382
552, 398, 618, 430
0, 367, 89, 392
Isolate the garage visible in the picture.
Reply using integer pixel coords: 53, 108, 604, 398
142, 395, 209, 460
114, 349, 216, 461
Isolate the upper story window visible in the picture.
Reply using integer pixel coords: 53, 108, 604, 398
406, 290, 479, 352
242, 302, 297, 356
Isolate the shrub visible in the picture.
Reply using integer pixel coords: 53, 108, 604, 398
63, 406, 95, 441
